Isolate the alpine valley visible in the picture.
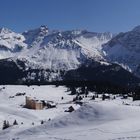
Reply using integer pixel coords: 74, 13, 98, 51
0, 25, 139, 86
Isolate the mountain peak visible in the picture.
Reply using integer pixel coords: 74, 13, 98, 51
40, 25, 48, 30
0, 27, 12, 34
39, 25, 49, 35
132, 25, 140, 32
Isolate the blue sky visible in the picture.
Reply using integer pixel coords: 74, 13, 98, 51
0, 0, 140, 33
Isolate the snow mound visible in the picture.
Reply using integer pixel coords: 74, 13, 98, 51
17, 101, 140, 138
45, 103, 123, 128
16, 102, 123, 136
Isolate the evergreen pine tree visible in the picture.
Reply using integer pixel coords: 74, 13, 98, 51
13, 120, 18, 125
41, 120, 44, 124
2, 120, 10, 130
80, 86, 85, 94
85, 87, 89, 96
70, 87, 76, 95
92, 95, 95, 100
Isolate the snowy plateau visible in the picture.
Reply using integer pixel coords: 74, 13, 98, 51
0, 85, 140, 140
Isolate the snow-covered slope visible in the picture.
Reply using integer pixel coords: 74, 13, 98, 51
1, 25, 140, 79
0, 28, 27, 59
103, 26, 140, 77
0, 25, 113, 71
0, 25, 139, 84
0, 25, 140, 83
21, 27, 112, 71
0, 26, 114, 82
1, 85, 140, 140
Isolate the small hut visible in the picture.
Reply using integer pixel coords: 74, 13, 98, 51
25, 96, 44, 110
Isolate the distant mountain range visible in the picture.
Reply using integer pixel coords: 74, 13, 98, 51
0, 25, 139, 86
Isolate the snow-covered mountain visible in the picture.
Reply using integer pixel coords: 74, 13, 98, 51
21, 26, 112, 71
103, 26, 140, 77
0, 28, 27, 59
0, 25, 139, 85
4, 26, 113, 83
0, 26, 112, 70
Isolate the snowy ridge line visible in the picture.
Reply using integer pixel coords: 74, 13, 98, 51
0, 25, 140, 82
103, 25, 140, 77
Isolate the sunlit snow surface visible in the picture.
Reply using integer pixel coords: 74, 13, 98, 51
0, 27, 112, 71
0, 85, 140, 140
